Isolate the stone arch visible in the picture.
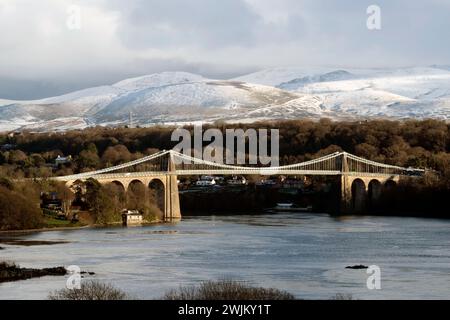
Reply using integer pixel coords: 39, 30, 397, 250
381, 179, 397, 209
368, 179, 382, 210
351, 178, 367, 213
68, 179, 86, 196
384, 179, 397, 190
110, 180, 126, 192
149, 179, 165, 218
104, 181, 127, 211
65, 179, 86, 210
127, 179, 145, 191
69, 179, 84, 188
127, 180, 147, 211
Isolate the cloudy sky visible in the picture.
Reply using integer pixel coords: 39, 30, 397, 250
0, 0, 449, 99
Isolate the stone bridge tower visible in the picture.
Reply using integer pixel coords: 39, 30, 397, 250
165, 151, 181, 220
340, 152, 352, 213
339, 152, 400, 214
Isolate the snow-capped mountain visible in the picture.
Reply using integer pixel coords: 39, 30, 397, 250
0, 72, 300, 131
0, 67, 449, 132
234, 66, 450, 120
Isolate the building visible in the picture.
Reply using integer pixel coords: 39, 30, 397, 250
121, 210, 143, 226
227, 176, 247, 186
196, 176, 216, 186
256, 179, 277, 187
55, 155, 72, 165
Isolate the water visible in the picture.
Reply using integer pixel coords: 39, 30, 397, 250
1, 213, 449, 300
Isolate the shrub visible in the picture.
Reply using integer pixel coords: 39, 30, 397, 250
48, 280, 129, 300
0, 185, 43, 230
163, 279, 295, 300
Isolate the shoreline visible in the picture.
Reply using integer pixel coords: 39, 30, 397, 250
1, 212, 448, 236
0, 225, 93, 236
0, 220, 165, 236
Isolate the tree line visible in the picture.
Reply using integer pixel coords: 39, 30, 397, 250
1, 119, 448, 180
0, 119, 449, 230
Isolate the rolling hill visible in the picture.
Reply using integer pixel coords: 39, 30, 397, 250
1, 67, 449, 132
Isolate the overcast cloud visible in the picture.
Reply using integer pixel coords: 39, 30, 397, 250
0, 0, 449, 99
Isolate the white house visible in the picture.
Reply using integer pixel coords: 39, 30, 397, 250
55, 155, 72, 165
196, 176, 216, 186
227, 176, 247, 186
121, 210, 143, 226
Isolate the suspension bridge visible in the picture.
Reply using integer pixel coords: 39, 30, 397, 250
53, 150, 425, 220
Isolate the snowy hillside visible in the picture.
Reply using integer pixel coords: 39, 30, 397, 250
0, 67, 449, 132
234, 66, 450, 120
0, 72, 300, 131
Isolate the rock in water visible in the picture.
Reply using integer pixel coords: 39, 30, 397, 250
346, 265, 369, 269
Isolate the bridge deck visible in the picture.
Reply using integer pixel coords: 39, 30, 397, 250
53, 171, 408, 182
51, 150, 425, 182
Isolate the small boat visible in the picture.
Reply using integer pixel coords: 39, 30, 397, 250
276, 202, 293, 208
270, 204, 313, 213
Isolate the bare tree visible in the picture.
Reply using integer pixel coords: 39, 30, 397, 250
48, 281, 129, 300
56, 183, 75, 216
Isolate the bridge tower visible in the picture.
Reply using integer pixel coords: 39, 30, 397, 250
339, 152, 353, 213
338, 152, 402, 214
164, 151, 181, 221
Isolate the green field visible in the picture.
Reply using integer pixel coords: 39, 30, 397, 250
43, 213, 85, 229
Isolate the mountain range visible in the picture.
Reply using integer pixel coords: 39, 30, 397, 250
1, 66, 449, 132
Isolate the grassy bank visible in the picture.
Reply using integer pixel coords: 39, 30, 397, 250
43, 215, 86, 229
